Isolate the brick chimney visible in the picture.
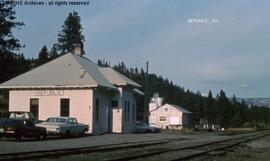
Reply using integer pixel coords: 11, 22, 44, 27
74, 43, 82, 56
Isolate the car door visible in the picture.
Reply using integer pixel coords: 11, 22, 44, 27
66, 118, 76, 135
71, 118, 82, 135
24, 120, 38, 137
72, 118, 81, 134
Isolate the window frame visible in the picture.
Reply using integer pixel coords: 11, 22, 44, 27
159, 116, 167, 121
60, 98, 70, 117
30, 98, 39, 120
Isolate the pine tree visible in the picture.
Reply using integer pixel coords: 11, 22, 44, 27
0, 3, 24, 52
49, 43, 59, 60
231, 95, 240, 127
57, 11, 85, 55
37, 46, 49, 66
216, 90, 233, 128
205, 90, 215, 124
0, 3, 24, 83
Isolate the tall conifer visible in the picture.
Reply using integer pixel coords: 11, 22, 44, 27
57, 11, 85, 55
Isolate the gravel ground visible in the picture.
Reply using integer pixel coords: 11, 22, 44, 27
189, 135, 270, 161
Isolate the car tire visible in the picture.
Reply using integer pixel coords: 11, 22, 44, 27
38, 133, 47, 140
83, 128, 88, 134
42, 134, 47, 140
79, 128, 88, 136
16, 135, 23, 141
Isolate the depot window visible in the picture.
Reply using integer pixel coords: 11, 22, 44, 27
30, 98, 39, 120
60, 98, 70, 117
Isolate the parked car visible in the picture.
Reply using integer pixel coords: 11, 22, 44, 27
36, 117, 89, 136
135, 121, 161, 133
0, 118, 47, 140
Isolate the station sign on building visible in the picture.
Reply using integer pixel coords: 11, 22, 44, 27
0, 47, 143, 134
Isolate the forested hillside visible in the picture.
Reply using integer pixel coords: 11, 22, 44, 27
98, 60, 270, 129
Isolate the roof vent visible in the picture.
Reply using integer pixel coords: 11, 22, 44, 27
80, 66, 87, 78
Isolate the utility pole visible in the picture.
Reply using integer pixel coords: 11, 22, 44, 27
144, 61, 149, 122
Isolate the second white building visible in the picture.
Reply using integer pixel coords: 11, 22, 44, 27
149, 96, 191, 129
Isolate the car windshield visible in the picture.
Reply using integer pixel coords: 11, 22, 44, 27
10, 113, 30, 119
46, 118, 66, 123
67, 118, 78, 124
6, 112, 35, 120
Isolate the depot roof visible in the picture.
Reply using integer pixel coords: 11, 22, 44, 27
0, 53, 141, 90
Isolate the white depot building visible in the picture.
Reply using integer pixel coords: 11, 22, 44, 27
149, 94, 191, 129
0, 47, 143, 134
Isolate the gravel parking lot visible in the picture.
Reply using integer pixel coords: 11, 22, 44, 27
0, 132, 228, 155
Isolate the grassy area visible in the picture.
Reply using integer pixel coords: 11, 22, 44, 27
189, 135, 270, 161
189, 146, 270, 161
162, 128, 258, 136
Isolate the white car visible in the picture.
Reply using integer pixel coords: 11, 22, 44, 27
36, 117, 89, 136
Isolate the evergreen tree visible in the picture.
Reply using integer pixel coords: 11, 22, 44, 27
49, 43, 59, 60
231, 95, 240, 127
97, 60, 102, 66
134, 67, 139, 74
57, 11, 85, 55
0, 3, 24, 52
216, 90, 233, 128
206, 90, 215, 124
0, 3, 24, 83
97, 59, 110, 67
37, 46, 49, 66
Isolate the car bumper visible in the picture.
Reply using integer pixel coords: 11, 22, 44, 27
1, 131, 17, 138
46, 130, 61, 135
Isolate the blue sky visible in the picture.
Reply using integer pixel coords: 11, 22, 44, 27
13, 0, 270, 98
